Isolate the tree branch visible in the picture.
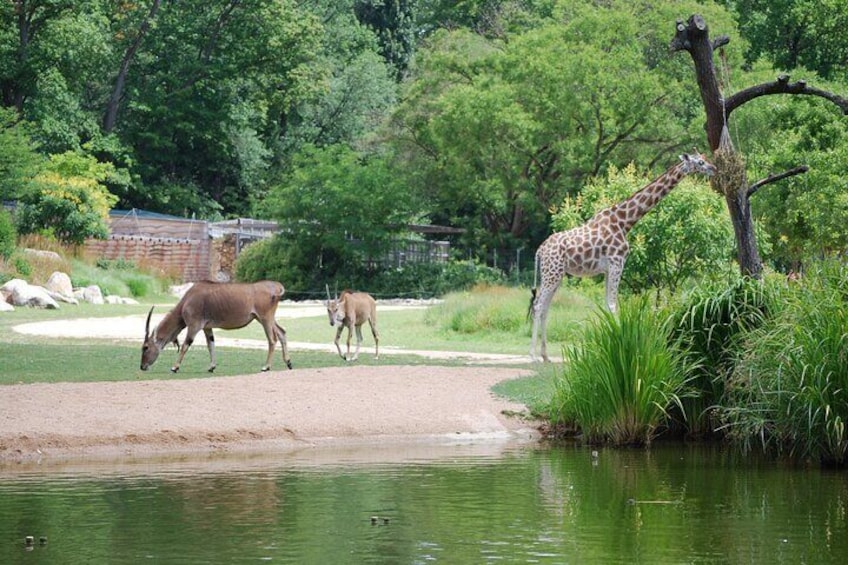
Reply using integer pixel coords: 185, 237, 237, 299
725, 74, 848, 118
747, 165, 809, 197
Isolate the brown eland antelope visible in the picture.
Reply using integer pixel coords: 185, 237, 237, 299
325, 287, 379, 361
140, 280, 293, 373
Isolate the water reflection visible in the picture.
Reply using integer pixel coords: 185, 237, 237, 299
1, 442, 847, 563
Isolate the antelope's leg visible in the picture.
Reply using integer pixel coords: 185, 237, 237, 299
352, 324, 364, 361
334, 325, 345, 359
258, 319, 277, 372
369, 319, 379, 360
203, 328, 216, 372
345, 324, 353, 361
172, 328, 199, 373
275, 322, 292, 369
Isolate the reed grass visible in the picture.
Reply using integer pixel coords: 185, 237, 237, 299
720, 262, 848, 465
425, 282, 600, 341
548, 297, 694, 445
669, 277, 775, 435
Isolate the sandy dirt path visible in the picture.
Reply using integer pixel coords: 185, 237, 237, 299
1, 305, 541, 463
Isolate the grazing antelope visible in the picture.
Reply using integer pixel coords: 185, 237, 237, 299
325, 287, 379, 361
140, 280, 293, 373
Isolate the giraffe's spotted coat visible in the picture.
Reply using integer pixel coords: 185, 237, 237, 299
529, 153, 717, 362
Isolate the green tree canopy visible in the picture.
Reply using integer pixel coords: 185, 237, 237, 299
16, 151, 118, 245
265, 143, 417, 281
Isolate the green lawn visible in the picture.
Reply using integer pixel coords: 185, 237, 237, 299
0, 288, 597, 416
0, 299, 539, 385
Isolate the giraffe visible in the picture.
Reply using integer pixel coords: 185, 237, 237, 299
529, 152, 717, 362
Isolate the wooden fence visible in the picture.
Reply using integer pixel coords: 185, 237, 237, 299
83, 210, 212, 282
83, 210, 454, 283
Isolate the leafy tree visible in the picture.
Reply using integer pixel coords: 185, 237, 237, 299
354, 0, 416, 79
16, 151, 118, 245
0, 108, 42, 201
280, 1, 397, 156
671, 14, 848, 277
551, 162, 736, 295
0, 207, 15, 260
264, 143, 417, 283
733, 89, 848, 269
391, 1, 732, 258
115, 0, 325, 215
734, 0, 848, 81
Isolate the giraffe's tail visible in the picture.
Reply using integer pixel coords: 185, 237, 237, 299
527, 251, 540, 322
527, 287, 537, 322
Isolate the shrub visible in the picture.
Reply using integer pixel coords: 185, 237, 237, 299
234, 237, 305, 291
668, 277, 775, 435
426, 285, 526, 334
548, 297, 695, 445
720, 262, 848, 465
0, 208, 15, 261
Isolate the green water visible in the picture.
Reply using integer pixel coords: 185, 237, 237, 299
1, 441, 847, 563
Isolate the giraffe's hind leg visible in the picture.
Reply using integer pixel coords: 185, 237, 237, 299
530, 284, 558, 363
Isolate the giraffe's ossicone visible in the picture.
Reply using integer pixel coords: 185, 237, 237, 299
529, 152, 717, 362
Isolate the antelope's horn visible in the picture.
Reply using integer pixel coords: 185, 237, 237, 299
145, 306, 154, 337
325, 284, 331, 302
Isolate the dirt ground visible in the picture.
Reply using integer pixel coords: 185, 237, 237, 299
1, 307, 541, 463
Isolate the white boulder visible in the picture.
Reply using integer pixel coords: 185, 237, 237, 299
46, 271, 74, 298
104, 295, 139, 305
5, 280, 60, 309
75, 285, 105, 305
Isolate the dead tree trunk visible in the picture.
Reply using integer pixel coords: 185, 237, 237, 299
670, 14, 848, 278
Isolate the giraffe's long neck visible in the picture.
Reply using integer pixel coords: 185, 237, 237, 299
607, 163, 686, 234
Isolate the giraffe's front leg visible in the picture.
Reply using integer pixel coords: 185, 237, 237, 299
605, 257, 626, 313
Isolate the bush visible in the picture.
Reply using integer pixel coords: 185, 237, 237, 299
355, 260, 505, 298
668, 277, 775, 436
0, 208, 15, 261
548, 297, 694, 445
720, 262, 848, 465
426, 285, 527, 334
235, 235, 508, 300
234, 237, 305, 291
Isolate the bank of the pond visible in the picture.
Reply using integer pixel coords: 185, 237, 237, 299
0, 365, 541, 463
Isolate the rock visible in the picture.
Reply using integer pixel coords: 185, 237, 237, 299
0, 278, 28, 295
23, 248, 62, 262
46, 289, 79, 305
75, 285, 104, 305
45, 271, 74, 297
7, 281, 60, 309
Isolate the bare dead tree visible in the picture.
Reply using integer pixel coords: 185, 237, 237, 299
670, 14, 848, 278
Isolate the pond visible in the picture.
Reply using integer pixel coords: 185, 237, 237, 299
2, 440, 847, 563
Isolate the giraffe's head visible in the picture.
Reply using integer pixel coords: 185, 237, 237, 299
679, 152, 717, 177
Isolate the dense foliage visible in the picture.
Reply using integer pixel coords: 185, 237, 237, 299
0, 208, 15, 260
548, 297, 693, 445
0, 0, 845, 289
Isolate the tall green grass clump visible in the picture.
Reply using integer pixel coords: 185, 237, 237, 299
720, 262, 848, 466
548, 297, 695, 445
70, 259, 164, 298
425, 284, 598, 339
425, 285, 527, 334
669, 277, 775, 436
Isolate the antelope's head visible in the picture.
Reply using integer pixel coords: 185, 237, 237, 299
325, 285, 345, 326
140, 306, 161, 370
